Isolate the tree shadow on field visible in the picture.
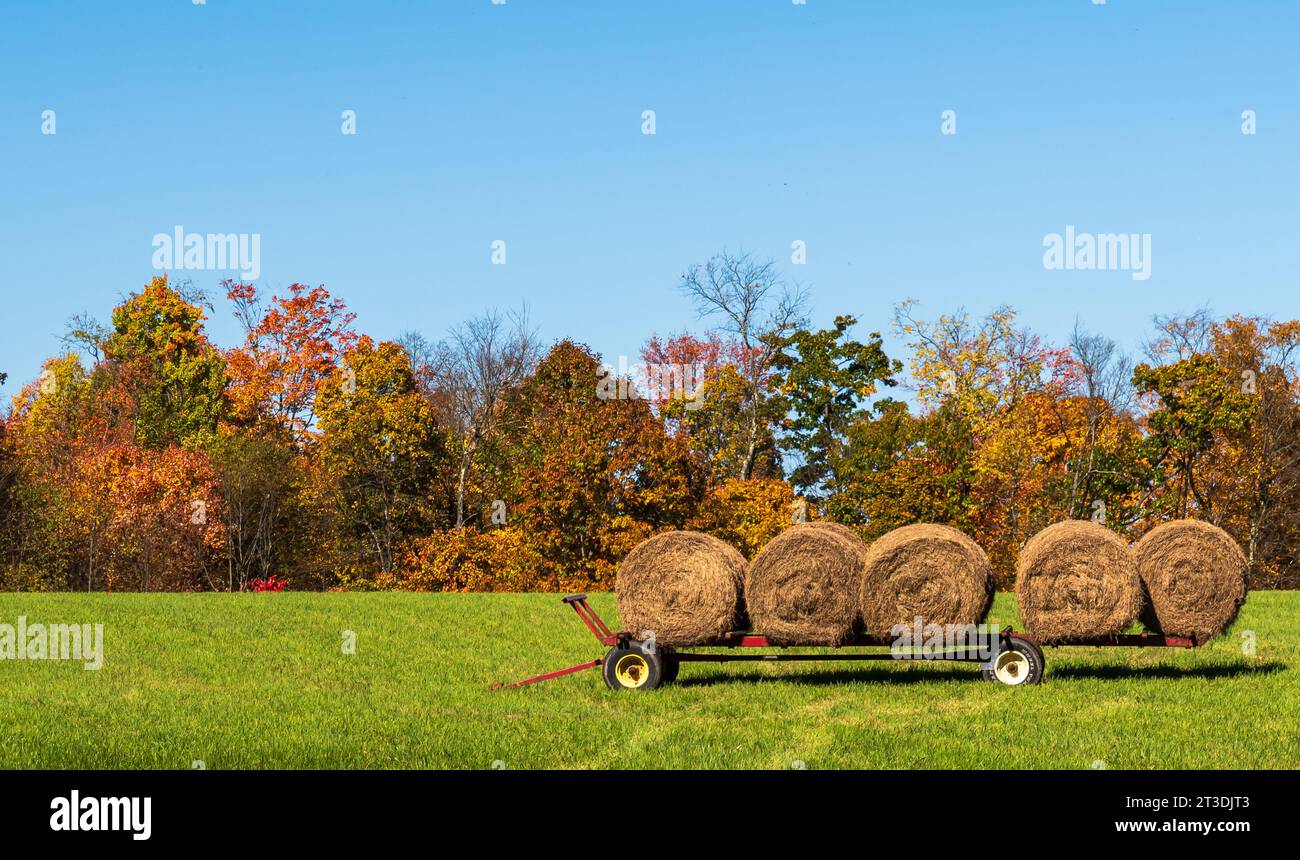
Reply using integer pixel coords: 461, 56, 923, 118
1049, 661, 1287, 681
675, 664, 979, 688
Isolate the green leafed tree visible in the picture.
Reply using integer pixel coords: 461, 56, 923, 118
104, 276, 229, 449
772, 314, 900, 501
1132, 352, 1257, 518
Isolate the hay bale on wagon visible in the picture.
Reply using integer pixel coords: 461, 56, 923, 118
800, 519, 863, 545
805, 521, 870, 557
745, 523, 864, 645
615, 530, 747, 646
858, 524, 992, 635
1014, 520, 1142, 642
1134, 519, 1247, 641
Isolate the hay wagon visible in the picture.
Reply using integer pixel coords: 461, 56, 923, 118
493, 594, 1201, 691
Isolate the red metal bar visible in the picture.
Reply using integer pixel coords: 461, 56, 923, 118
563, 594, 619, 646
490, 659, 602, 689
490, 596, 618, 689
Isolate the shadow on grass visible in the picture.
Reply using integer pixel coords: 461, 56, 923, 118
1048, 661, 1287, 681
675, 664, 979, 688
673, 660, 1288, 688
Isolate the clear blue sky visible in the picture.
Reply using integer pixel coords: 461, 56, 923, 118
2, 1, 1297, 398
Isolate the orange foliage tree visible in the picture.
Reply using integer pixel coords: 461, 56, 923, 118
224, 280, 358, 443
689, 477, 797, 558
495, 341, 702, 590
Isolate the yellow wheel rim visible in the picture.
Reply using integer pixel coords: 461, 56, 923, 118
614, 653, 651, 689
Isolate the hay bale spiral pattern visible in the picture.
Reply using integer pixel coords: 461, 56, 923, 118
859, 523, 992, 635
1015, 520, 1142, 642
1134, 519, 1247, 640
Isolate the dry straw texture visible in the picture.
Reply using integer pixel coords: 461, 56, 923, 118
1015, 520, 1142, 642
1134, 519, 1247, 641
804, 520, 868, 552
859, 524, 992, 635
615, 530, 747, 645
745, 523, 865, 645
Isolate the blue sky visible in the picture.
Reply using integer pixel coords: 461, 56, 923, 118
1, 1, 1297, 398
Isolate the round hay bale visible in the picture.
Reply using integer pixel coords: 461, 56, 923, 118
745, 523, 863, 645
805, 522, 870, 588
805, 521, 870, 557
1134, 519, 1247, 640
1014, 520, 1142, 642
615, 530, 747, 646
858, 524, 992, 635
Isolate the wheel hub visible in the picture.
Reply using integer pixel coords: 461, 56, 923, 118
614, 653, 650, 688
993, 650, 1031, 686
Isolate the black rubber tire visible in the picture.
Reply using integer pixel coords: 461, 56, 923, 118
661, 651, 680, 684
982, 636, 1045, 685
602, 641, 664, 691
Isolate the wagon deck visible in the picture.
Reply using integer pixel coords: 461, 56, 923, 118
491, 594, 1200, 690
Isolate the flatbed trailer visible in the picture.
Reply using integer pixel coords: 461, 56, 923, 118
492, 594, 1200, 690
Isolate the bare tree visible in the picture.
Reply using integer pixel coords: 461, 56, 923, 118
61, 313, 110, 365
397, 330, 439, 392
435, 308, 539, 528
210, 434, 294, 591
1067, 321, 1135, 517
1144, 308, 1215, 363
679, 251, 807, 479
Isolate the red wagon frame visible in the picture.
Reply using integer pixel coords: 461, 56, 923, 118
492, 594, 1200, 690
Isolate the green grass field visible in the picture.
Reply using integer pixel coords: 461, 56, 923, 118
0, 591, 1295, 769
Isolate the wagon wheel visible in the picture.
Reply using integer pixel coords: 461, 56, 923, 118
602, 641, 664, 691
661, 649, 680, 684
982, 637, 1045, 686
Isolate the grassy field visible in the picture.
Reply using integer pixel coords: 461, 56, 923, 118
0, 591, 1295, 769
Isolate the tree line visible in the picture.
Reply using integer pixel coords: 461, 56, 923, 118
2, 252, 1298, 592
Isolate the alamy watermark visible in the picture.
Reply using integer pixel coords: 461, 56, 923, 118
889, 618, 1000, 661
50, 790, 150, 841
1043, 225, 1151, 282
0, 616, 103, 670
596, 356, 705, 409
152, 225, 261, 280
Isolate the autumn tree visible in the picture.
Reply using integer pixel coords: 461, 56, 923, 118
385, 527, 543, 592
4, 355, 112, 589
215, 281, 361, 587
642, 333, 782, 485
832, 399, 975, 537
887, 303, 1078, 577
689, 477, 797, 558
207, 432, 297, 590
94, 444, 226, 591
499, 341, 701, 588
3, 342, 228, 590
225, 281, 358, 443
316, 337, 445, 575
1201, 317, 1300, 586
